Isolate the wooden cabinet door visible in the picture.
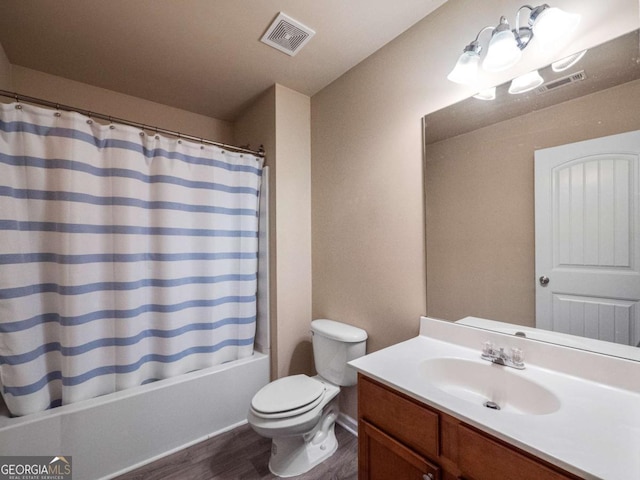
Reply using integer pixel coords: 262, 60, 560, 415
359, 420, 440, 480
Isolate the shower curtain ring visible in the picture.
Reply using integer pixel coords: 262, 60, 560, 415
109, 116, 115, 129
86, 112, 93, 125
54, 104, 61, 117
14, 95, 22, 110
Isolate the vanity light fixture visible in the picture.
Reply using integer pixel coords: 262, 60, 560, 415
508, 69, 544, 94
447, 4, 580, 85
552, 49, 587, 72
482, 16, 522, 72
530, 5, 581, 49
473, 87, 497, 101
447, 42, 481, 84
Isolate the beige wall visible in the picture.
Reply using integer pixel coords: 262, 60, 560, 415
234, 87, 276, 161
273, 85, 313, 378
426, 78, 640, 326
11, 66, 233, 143
0, 41, 11, 90
310, 0, 638, 419
235, 85, 313, 380
234, 86, 278, 375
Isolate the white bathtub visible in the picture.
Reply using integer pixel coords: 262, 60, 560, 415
0, 351, 270, 479
0, 168, 272, 479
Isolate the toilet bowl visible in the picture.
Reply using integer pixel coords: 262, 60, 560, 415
247, 319, 367, 477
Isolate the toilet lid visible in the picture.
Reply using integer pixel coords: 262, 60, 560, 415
251, 374, 325, 416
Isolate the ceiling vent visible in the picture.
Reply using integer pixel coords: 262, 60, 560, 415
536, 70, 587, 94
260, 12, 315, 56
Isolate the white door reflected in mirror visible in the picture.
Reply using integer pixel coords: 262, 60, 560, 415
534, 130, 640, 346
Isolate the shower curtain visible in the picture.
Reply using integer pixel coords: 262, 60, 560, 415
0, 102, 263, 416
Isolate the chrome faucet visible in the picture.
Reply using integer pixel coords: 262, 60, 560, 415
481, 341, 525, 370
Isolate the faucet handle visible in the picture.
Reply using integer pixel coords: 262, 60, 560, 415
511, 347, 524, 365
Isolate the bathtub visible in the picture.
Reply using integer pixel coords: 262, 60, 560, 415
0, 167, 272, 478
0, 166, 272, 478
0, 351, 270, 479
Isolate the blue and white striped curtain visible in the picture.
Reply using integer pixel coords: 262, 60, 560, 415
0, 102, 263, 416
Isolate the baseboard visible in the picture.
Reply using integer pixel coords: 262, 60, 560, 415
336, 412, 358, 437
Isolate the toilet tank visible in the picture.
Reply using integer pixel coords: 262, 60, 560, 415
310, 319, 367, 386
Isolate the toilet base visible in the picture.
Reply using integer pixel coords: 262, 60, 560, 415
268, 406, 338, 477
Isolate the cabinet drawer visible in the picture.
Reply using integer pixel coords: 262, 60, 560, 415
359, 375, 439, 459
458, 425, 579, 480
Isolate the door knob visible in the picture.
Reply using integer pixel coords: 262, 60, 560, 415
539, 275, 550, 286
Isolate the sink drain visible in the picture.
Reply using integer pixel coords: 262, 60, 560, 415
483, 400, 501, 410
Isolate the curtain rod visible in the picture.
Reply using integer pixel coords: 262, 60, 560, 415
0, 89, 265, 158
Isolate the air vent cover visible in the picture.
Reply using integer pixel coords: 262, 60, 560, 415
536, 70, 587, 94
260, 12, 315, 56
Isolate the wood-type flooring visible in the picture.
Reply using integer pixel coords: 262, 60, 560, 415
115, 423, 358, 480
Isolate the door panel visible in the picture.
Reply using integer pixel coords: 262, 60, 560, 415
555, 155, 632, 268
551, 294, 636, 344
535, 131, 640, 346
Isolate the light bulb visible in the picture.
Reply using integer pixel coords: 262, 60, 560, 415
552, 50, 587, 72
508, 70, 544, 94
483, 19, 522, 72
473, 87, 496, 101
447, 46, 481, 85
532, 7, 581, 50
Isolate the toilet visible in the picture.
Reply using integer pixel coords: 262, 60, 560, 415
247, 319, 367, 477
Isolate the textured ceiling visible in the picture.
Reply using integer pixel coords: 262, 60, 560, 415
0, 0, 447, 121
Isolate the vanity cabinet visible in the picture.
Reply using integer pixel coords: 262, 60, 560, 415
358, 375, 581, 480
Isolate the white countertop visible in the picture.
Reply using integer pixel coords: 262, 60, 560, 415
349, 317, 640, 480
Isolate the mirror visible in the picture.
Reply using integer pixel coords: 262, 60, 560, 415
423, 30, 640, 360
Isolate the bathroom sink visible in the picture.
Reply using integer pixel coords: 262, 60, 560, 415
420, 357, 561, 415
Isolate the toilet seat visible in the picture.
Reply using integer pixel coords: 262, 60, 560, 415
251, 375, 326, 419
